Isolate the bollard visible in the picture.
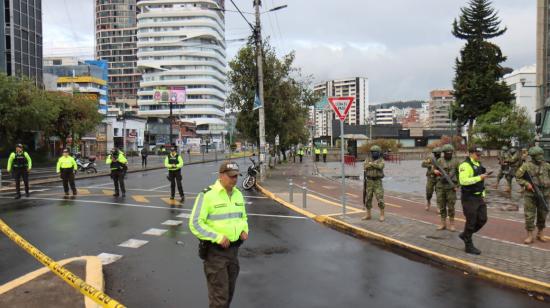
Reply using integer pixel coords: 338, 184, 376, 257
289, 179, 294, 202
302, 182, 307, 208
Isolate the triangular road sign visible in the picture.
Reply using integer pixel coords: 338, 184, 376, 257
328, 97, 355, 121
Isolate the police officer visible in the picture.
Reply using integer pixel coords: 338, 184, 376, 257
515, 146, 549, 244
495, 145, 510, 189
106, 148, 127, 197
421, 147, 441, 211
314, 146, 321, 162
189, 161, 249, 308
165, 146, 185, 202
141, 147, 148, 168
298, 147, 304, 163
322, 147, 328, 163
433, 144, 460, 231
7, 144, 32, 199
363, 145, 385, 222
56, 149, 78, 196
459, 146, 490, 255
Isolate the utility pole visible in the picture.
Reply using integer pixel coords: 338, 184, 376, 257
254, 0, 267, 180
122, 99, 127, 154
169, 99, 174, 146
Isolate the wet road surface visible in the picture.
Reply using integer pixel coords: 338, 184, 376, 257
0, 160, 546, 307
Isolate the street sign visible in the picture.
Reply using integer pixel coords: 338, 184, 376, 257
328, 97, 355, 121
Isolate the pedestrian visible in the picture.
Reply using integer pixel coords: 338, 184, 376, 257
141, 147, 148, 168
515, 146, 549, 244
458, 146, 490, 255
433, 144, 460, 231
421, 147, 441, 211
187, 147, 191, 162
322, 147, 328, 163
298, 147, 304, 163
494, 145, 510, 189
7, 144, 32, 199
362, 145, 385, 222
314, 146, 320, 162
189, 161, 249, 308
56, 148, 78, 197
165, 146, 185, 202
106, 148, 127, 197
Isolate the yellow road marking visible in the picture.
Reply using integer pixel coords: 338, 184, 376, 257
308, 194, 364, 212
132, 195, 150, 203
308, 180, 315, 184
161, 198, 181, 206
386, 202, 402, 208
77, 189, 90, 195
322, 185, 336, 189
102, 190, 114, 196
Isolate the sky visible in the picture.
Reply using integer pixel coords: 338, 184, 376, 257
43, 0, 536, 103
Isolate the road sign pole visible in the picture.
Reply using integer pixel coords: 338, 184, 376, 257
340, 119, 346, 216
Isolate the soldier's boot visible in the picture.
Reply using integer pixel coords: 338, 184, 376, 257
425, 200, 431, 211
448, 217, 456, 232
361, 209, 372, 221
536, 229, 547, 243
436, 218, 446, 230
524, 231, 534, 244
379, 209, 385, 222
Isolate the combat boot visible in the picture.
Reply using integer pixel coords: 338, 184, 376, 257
448, 217, 456, 232
379, 209, 385, 222
362, 209, 372, 221
425, 200, 431, 211
524, 231, 534, 244
465, 242, 481, 255
536, 229, 547, 243
436, 218, 446, 230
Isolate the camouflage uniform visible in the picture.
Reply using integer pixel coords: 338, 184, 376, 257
364, 157, 385, 210
505, 150, 521, 187
496, 149, 511, 184
435, 157, 460, 219
515, 155, 550, 233
421, 150, 440, 203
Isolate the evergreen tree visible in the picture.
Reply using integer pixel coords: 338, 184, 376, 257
451, 0, 514, 142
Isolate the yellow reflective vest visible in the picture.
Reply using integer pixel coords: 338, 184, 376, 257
322, 148, 328, 154
315, 148, 321, 154
164, 153, 184, 171
56, 156, 77, 173
189, 180, 249, 244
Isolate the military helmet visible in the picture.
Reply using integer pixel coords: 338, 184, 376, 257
509, 147, 518, 154
441, 144, 454, 153
432, 147, 442, 153
501, 145, 508, 151
528, 146, 544, 157
370, 145, 382, 152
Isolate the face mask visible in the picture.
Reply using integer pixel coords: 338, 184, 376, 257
533, 154, 544, 163
444, 153, 453, 160
371, 152, 381, 160
434, 153, 441, 159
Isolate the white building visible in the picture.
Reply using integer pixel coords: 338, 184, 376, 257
136, 0, 227, 143
311, 77, 369, 138
374, 107, 400, 125
503, 64, 537, 121
104, 116, 147, 152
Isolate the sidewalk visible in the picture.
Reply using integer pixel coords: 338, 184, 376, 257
259, 157, 550, 297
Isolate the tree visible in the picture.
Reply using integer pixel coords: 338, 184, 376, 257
227, 40, 317, 157
451, 0, 514, 142
472, 102, 534, 149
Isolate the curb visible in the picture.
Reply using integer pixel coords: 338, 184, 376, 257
256, 183, 550, 298
0, 256, 105, 308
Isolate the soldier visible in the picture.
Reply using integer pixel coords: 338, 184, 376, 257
515, 146, 549, 244
433, 144, 460, 231
494, 145, 510, 189
362, 145, 385, 222
422, 147, 442, 211
503, 147, 521, 193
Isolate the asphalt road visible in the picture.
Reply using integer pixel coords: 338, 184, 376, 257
0, 160, 546, 307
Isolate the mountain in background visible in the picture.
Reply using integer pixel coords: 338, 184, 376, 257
369, 100, 425, 111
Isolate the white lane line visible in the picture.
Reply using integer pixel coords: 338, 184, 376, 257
118, 239, 149, 248
143, 228, 168, 236
97, 253, 123, 265
176, 213, 191, 219
147, 184, 171, 191
249, 213, 307, 220
162, 220, 183, 226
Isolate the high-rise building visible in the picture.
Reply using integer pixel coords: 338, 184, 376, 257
95, 0, 140, 103
0, 0, 43, 84
427, 89, 454, 129
136, 0, 227, 146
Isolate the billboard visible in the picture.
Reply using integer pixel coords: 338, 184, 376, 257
153, 87, 186, 104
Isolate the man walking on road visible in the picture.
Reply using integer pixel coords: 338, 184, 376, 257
141, 147, 148, 168
363, 145, 385, 222
106, 148, 127, 197
56, 149, 78, 196
421, 147, 441, 212
189, 161, 249, 308
165, 146, 185, 202
459, 146, 490, 255
7, 144, 32, 199
298, 147, 304, 163
434, 144, 460, 231
515, 146, 549, 244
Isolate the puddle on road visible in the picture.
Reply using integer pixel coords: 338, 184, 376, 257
240, 246, 290, 258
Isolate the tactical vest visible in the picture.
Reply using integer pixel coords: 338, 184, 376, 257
168, 154, 179, 166
461, 157, 486, 196
12, 152, 28, 168
365, 159, 384, 179
527, 162, 550, 189
110, 155, 122, 170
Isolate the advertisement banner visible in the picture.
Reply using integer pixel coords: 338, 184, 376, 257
153, 87, 186, 104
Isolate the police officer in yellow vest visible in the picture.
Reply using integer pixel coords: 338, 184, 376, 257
7, 144, 32, 199
298, 147, 304, 163
106, 148, 128, 197
56, 149, 78, 196
322, 147, 328, 163
189, 161, 248, 308
165, 146, 185, 202
314, 147, 321, 162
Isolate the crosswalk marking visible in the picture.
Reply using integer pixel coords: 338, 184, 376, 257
102, 190, 114, 196
162, 220, 183, 226
132, 195, 150, 203
78, 189, 90, 195
97, 253, 123, 265
161, 197, 181, 206
143, 228, 168, 236
118, 239, 149, 249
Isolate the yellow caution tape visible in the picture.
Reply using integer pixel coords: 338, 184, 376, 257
0, 218, 126, 308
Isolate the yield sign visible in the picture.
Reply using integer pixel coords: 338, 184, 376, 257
328, 97, 355, 121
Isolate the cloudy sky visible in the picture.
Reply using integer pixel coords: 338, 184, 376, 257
43, 0, 536, 103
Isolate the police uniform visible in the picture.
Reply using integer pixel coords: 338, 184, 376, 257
106, 150, 128, 197
314, 147, 321, 162
189, 162, 248, 308
363, 146, 385, 221
458, 147, 488, 255
322, 148, 328, 163
7, 146, 32, 199
298, 148, 304, 163
56, 153, 78, 195
164, 150, 185, 201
